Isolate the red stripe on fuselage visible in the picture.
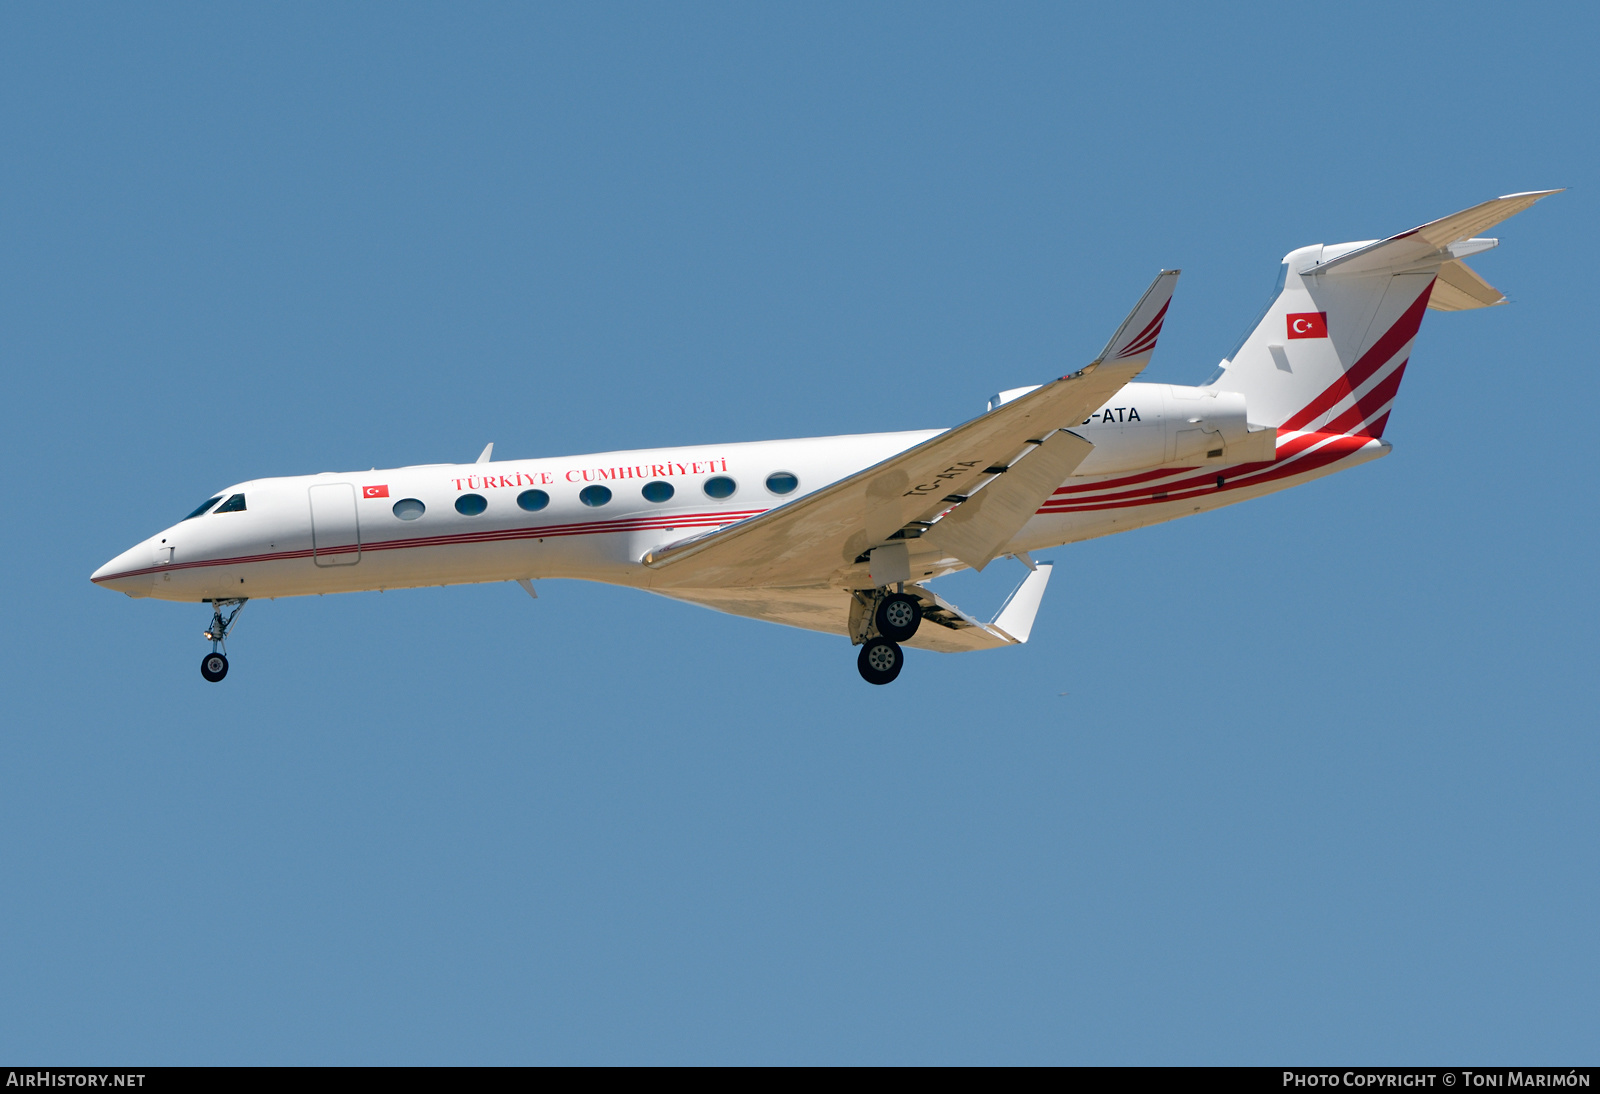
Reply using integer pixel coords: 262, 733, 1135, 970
1041, 430, 1329, 509
1037, 433, 1371, 514
91, 508, 769, 583
1049, 466, 1201, 497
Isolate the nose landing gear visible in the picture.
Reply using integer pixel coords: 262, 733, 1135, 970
200, 598, 247, 683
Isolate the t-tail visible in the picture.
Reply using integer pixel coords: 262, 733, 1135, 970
1206, 191, 1561, 438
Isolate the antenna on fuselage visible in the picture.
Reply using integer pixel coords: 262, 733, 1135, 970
476, 442, 494, 464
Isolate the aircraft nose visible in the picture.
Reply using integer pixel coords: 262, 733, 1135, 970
91, 542, 155, 597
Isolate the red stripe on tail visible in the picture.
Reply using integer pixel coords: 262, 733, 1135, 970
1322, 359, 1410, 438
1280, 279, 1434, 433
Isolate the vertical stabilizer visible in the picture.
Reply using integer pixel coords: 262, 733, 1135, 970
1208, 191, 1559, 437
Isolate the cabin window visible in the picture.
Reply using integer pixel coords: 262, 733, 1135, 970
517, 489, 550, 512
392, 498, 426, 521
213, 494, 247, 513
765, 472, 798, 495
181, 496, 223, 521
579, 485, 612, 507
455, 494, 488, 516
703, 476, 736, 499
642, 481, 674, 503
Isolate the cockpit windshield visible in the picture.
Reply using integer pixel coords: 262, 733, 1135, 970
181, 496, 223, 521
213, 494, 247, 513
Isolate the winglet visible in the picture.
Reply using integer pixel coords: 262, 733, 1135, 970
477, 443, 494, 464
986, 270, 1178, 412
1092, 270, 1180, 367
990, 561, 1054, 644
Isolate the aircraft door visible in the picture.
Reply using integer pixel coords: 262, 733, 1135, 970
308, 483, 361, 567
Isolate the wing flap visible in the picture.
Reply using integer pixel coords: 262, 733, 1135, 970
643, 271, 1179, 590
924, 431, 1092, 570
642, 358, 1141, 588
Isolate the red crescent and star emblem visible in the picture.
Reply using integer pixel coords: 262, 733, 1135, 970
1286, 312, 1328, 339
363, 485, 390, 498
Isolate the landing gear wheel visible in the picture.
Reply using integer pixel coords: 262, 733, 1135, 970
198, 599, 245, 683
875, 593, 922, 643
857, 637, 904, 685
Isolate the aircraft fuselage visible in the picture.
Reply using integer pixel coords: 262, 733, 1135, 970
92, 381, 1385, 604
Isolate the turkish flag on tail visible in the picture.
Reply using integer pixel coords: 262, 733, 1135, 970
1286, 312, 1328, 339
363, 485, 390, 499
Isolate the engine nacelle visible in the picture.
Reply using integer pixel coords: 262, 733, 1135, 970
989, 382, 1275, 477
1072, 382, 1275, 476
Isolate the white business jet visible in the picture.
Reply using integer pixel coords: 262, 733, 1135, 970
93, 192, 1557, 684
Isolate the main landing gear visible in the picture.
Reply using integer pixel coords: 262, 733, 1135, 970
857, 637, 904, 685
852, 589, 923, 685
875, 592, 922, 643
200, 598, 247, 683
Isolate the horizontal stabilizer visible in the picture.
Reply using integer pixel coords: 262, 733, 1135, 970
1428, 258, 1505, 311
1300, 190, 1561, 278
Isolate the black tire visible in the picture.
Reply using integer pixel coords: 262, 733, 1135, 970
200, 652, 229, 683
874, 593, 922, 642
856, 637, 904, 685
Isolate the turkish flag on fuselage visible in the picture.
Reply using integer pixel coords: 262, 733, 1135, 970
363, 485, 390, 499
1286, 312, 1329, 339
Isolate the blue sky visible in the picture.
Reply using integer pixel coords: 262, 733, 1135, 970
2, 2, 1595, 1064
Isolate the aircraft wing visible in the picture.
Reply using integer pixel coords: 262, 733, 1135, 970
651, 562, 1054, 653
642, 272, 1178, 590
